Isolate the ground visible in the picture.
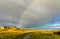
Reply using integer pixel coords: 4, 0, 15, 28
0, 29, 60, 39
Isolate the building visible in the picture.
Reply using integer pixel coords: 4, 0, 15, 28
0, 26, 17, 30
0, 26, 4, 29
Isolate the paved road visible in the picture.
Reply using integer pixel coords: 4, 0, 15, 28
23, 33, 32, 39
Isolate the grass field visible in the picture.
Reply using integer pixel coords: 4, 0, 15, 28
30, 32, 60, 39
0, 32, 60, 39
0, 33, 28, 39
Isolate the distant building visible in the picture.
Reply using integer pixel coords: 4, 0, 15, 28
0, 26, 4, 29
0, 26, 17, 30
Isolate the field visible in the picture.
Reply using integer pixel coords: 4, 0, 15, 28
0, 30, 60, 39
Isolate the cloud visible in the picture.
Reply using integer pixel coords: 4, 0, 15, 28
0, 0, 60, 29
0, 0, 34, 26
18, 0, 60, 28
37, 22, 60, 30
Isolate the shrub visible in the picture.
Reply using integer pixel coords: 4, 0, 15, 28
54, 31, 60, 35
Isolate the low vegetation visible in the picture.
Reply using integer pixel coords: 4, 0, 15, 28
0, 30, 60, 39
0, 33, 28, 39
30, 32, 55, 39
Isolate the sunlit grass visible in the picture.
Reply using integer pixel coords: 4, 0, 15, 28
0, 29, 60, 39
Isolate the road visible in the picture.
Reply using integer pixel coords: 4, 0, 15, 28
23, 33, 32, 39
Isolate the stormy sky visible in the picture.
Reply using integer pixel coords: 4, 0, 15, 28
0, 0, 60, 30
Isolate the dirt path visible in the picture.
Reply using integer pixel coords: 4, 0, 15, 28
23, 33, 32, 39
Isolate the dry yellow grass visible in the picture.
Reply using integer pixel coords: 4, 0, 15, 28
0, 29, 60, 34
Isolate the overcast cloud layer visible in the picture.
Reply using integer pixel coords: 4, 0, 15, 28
0, 0, 60, 29
0, 0, 34, 25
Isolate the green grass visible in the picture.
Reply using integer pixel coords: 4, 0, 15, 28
30, 32, 60, 39
30, 33, 55, 39
0, 33, 28, 39
54, 35, 60, 39
0, 32, 60, 39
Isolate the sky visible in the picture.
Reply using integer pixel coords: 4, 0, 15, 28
0, 0, 60, 30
